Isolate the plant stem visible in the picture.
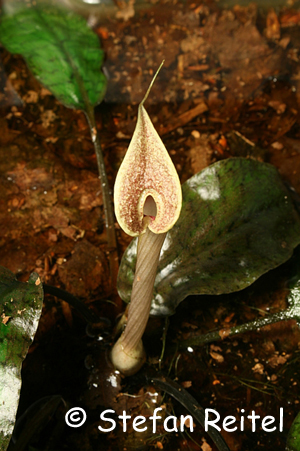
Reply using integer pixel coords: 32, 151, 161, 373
179, 308, 300, 348
84, 106, 119, 292
111, 228, 166, 375
122, 228, 166, 354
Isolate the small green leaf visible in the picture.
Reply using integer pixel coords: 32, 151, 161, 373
0, 5, 106, 109
118, 158, 300, 316
0, 267, 43, 451
286, 411, 300, 451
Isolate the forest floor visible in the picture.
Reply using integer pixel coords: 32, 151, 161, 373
1, 0, 300, 450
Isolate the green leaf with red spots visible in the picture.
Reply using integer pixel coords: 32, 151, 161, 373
0, 267, 43, 451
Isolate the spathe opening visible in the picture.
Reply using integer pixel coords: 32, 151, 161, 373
143, 195, 157, 217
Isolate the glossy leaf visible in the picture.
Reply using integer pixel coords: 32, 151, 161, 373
118, 158, 300, 316
0, 267, 43, 451
286, 411, 300, 451
0, 5, 106, 110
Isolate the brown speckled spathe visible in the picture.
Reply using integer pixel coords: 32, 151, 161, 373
114, 103, 182, 236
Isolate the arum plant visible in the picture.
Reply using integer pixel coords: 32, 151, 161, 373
111, 63, 182, 375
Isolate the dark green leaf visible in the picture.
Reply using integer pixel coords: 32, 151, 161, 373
0, 267, 43, 451
118, 158, 300, 316
0, 5, 106, 109
10, 395, 64, 451
286, 411, 300, 451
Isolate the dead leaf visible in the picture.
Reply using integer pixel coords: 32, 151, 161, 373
219, 328, 232, 340
268, 100, 286, 114
265, 8, 281, 40
201, 439, 212, 451
58, 240, 108, 297
268, 354, 289, 368
181, 380, 192, 388
252, 363, 264, 374
210, 351, 224, 363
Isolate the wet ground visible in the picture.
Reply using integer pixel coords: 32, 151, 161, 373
1, 0, 300, 450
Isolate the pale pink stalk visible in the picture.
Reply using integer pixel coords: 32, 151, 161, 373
111, 227, 166, 375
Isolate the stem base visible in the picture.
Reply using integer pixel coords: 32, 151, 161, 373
111, 337, 146, 376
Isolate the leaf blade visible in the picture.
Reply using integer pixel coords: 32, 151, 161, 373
0, 5, 106, 109
0, 268, 43, 451
286, 411, 300, 451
